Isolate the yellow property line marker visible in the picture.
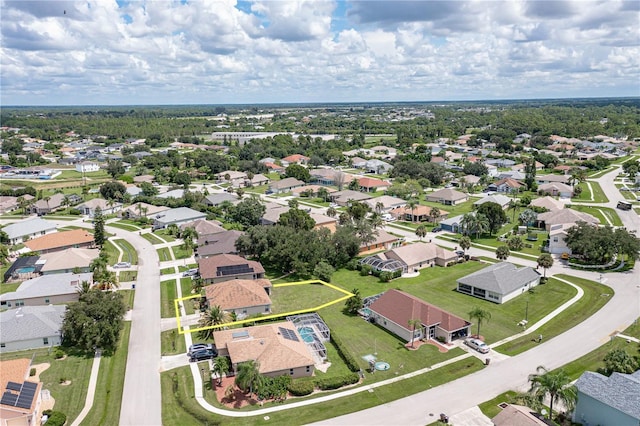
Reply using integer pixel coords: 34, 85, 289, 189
174, 280, 354, 335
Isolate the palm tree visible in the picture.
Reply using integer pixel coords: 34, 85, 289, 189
460, 213, 475, 236
429, 206, 441, 224
198, 305, 231, 339
77, 280, 93, 295
508, 199, 518, 222
468, 307, 492, 338
408, 318, 422, 348
212, 356, 230, 386
496, 245, 510, 260
96, 271, 119, 291
528, 366, 577, 420
519, 209, 537, 229
537, 253, 554, 278
375, 201, 384, 214
43, 196, 51, 214
406, 198, 418, 223
474, 213, 490, 239
317, 187, 329, 202
326, 206, 337, 218
235, 360, 263, 397
415, 225, 427, 241
459, 236, 471, 254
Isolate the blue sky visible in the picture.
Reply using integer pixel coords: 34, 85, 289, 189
1, 0, 639, 106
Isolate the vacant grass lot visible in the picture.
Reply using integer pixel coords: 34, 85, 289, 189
0, 348, 93, 423
80, 323, 131, 426
161, 280, 178, 318
270, 282, 346, 315
495, 275, 613, 356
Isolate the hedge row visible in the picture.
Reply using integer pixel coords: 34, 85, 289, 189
287, 379, 315, 396
314, 372, 359, 390
42, 410, 66, 426
329, 332, 360, 373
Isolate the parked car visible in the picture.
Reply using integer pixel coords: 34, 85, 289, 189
189, 348, 217, 362
465, 338, 490, 354
188, 343, 216, 356
113, 262, 131, 269
432, 227, 442, 232
183, 268, 199, 277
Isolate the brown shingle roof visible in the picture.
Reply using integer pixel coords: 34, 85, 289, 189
213, 323, 314, 374
369, 289, 469, 332
24, 229, 94, 252
204, 279, 271, 311
0, 358, 42, 415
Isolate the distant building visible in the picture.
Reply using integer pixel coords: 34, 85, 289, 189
456, 262, 540, 304
152, 207, 207, 230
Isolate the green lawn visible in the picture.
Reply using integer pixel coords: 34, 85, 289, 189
178, 264, 198, 272
102, 240, 121, 265
270, 282, 346, 315
0, 348, 93, 423
479, 391, 518, 419
161, 267, 176, 275
119, 271, 137, 282
141, 233, 164, 245
80, 322, 131, 426
161, 280, 178, 318
0, 282, 20, 295
157, 247, 173, 261
154, 229, 176, 242
172, 244, 192, 260
575, 181, 609, 203
556, 320, 640, 381
161, 329, 187, 356
495, 275, 614, 356
112, 239, 138, 264
107, 222, 141, 232
180, 278, 196, 315
569, 205, 623, 226
120, 289, 135, 310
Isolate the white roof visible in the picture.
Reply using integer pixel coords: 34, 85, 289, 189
0, 305, 66, 342
154, 207, 207, 225
3, 217, 57, 240
0, 272, 92, 301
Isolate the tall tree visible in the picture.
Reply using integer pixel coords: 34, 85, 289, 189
344, 288, 362, 315
415, 225, 427, 240
408, 318, 422, 349
524, 157, 537, 191
476, 202, 507, 235
212, 356, 231, 386
468, 307, 492, 338
429, 206, 441, 224
93, 207, 105, 248
496, 245, 510, 260
603, 348, 639, 375
536, 253, 554, 278
459, 236, 471, 254
528, 366, 577, 420
235, 360, 263, 397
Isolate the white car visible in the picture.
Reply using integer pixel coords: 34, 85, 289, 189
113, 262, 131, 269
465, 338, 490, 354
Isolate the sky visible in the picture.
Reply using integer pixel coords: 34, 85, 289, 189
1, 0, 639, 106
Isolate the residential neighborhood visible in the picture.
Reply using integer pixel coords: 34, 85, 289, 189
1, 102, 639, 426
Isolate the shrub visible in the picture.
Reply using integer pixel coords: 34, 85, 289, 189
329, 332, 360, 372
68, 208, 81, 215
346, 259, 359, 270
44, 411, 66, 426
314, 372, 359, 390
53, 348, 65, 359
378, 271, 393, 282
359, 264, 372, 276
287, 379, 315, 396
29, 368, 36, 377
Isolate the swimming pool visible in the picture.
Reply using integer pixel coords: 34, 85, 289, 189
298, 326, 315, 343
17, 267, 36, 274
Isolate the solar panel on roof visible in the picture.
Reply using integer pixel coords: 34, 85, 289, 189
1, 392, 18, 406
278, 327, 299, 342
22, 382, 37, 392
217, 264, 253, 276
15, 398, 33, 409
6, 382, 22, 391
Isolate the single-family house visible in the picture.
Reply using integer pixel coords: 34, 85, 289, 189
157, 189, 185, 199
536, 174, 570, 185
0, 305, 66, 353
364, 195, 406, 212
120, 202, 170, 219
309, 213, 338, 233
370, 145, 397, 158
77, 198, 122, 217
180, 219, 226, 237
474, 194, 512, 210
573, 370, 640, 426
38, 248, 99, 275
456, 262, 540, 304
196, 230, 244, 258
213, 323, 315, 378
329, 190, 372, 206
0, 272, 91, 308
3, 217, 57, 245
350, 157, 367, 168
215, 170, 248, 186
203, 278, 272, 318
0, 358, 43, 424
536, 209, 599, 231
198, 254, 265, 284
425, 188, 469, 206
368, 289, 471, 344
24, 229, 95, 254
152, 207, 207, 230
260, 204, 290, 226
203, 193, 240, 207
357, 177, 391, 193
383, 242, 458, 271
497, 171, 526, 181
538, 182, 573, 198
486, 164, 499, 177
245, 173, 269, 187
75, 161, 100, 173
439, 214, 465, 233
125, 185, 143, 197
359, 229, 402, 254
281, 154, 310, 167
29, 193, 66, 215
492, 178, 524, 194
0, 196, 19, 214
547, 223, 573, 255
309, 168, 354, 187
365, 159, 393, 174
389, 205, 449, 223
530, 196, 565, 212
268, 177, 305, 194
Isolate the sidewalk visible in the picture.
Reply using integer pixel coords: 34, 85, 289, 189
70, 350, 102, 426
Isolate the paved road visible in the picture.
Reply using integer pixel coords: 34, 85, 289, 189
117, 228, 162, 426
316, 166, 640, 425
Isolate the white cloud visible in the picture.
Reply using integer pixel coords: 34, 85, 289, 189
0, 0, 638, 105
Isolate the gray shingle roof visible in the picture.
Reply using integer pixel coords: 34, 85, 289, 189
575, 371, 640, 419
154, 207, 207, 226
0, 305, 66, 342
0, 272, 91, 302
457, 262, 540, 295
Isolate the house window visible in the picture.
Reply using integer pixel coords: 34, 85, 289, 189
487, 292, 500, 301
306, 366, 310, 373
473, 288, 486, 298
553, 237, 558, 242
265, 306, 269, 312
0, 343, 5, 348
15, 300, 25, 307
45, 298, 50, 304
289, 369, 294, 375
458, 284, 472, 294
43, 338, 49, 345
